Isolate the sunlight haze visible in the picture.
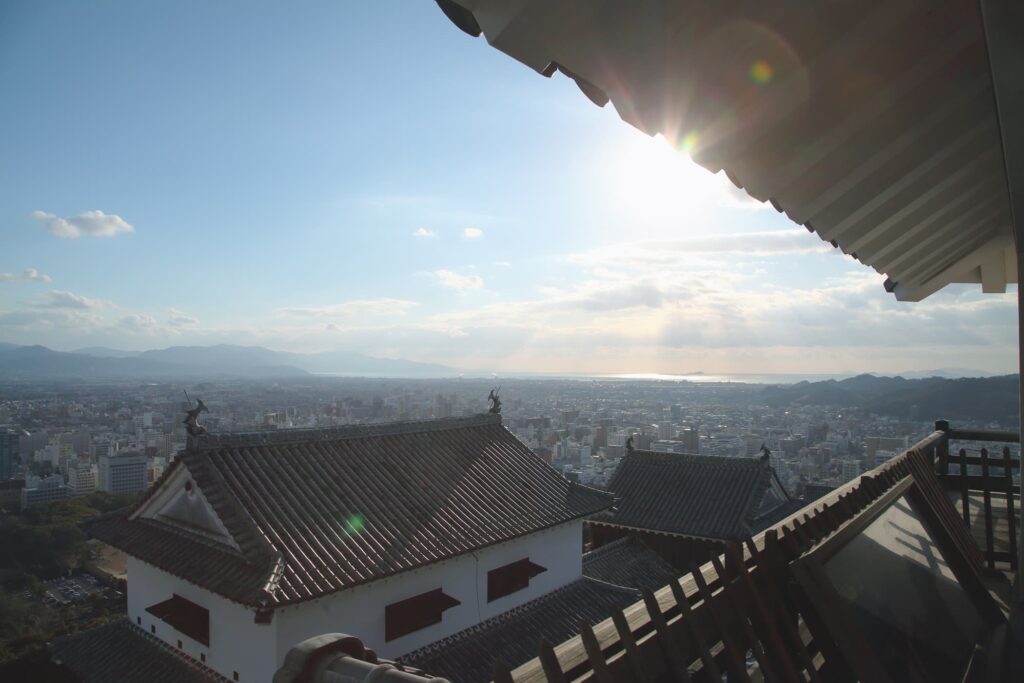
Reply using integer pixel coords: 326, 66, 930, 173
0, 0, 1016, 376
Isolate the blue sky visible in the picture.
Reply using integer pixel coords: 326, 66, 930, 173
0, 0, 1017, 374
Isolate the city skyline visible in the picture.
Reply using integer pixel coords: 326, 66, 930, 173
1, 0, 1017, 375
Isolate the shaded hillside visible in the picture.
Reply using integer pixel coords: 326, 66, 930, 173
0, 343, 456, 381
760, 374, 1019, 424
0, 345, 306, 381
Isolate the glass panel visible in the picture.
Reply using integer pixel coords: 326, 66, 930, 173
822, 494, 987, 683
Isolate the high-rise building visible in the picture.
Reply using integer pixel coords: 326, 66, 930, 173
679, 428, 699, 453
839, 459, 861, 483
98, 451, 148, 495
67, 455, 97, 496
0, 427, 19, 480
21, 475, 70, 507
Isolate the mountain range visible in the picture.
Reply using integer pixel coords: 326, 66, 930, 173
759, 373, 1020, 423
0, 343, 457, 381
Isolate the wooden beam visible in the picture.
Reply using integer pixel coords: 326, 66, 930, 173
981, 0, 1024, 244
980, 0, 1024, 601
981, 249, 1008, 293
893, 236, 1008, 301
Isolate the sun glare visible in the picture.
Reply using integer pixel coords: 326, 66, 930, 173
608, 132, 756, 234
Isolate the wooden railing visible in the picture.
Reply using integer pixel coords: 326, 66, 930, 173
935, 421, 1020, 571
500, 431, 975, 682
500, 425, 1018, 682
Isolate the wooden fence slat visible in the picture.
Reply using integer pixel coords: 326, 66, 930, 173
980, 448, 995, 570
641, 589, 692, 682
715, 546, 802, 683
610, 609, 651, 683
708, 552, 778, 679
959, 448, 971, 527
537, 639, 568, 683
737, 545, 822, 683
1004, 447, 1019, 571
493, 659, 515, 683
578, 621, 615, 683
667, 578, 722, 681
686, 562, 752, 683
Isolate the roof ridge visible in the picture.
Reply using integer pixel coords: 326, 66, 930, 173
189, 413, 502, 450
629, 450, 767, 467
582, 535, 636, 560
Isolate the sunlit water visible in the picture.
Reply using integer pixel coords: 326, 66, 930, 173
595, 372, 848, 385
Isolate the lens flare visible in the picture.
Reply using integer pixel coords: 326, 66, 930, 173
345, 514, 365, 534
680, 131, 700, 154
749, 60, 773, 85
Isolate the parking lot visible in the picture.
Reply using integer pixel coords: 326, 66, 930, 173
38, 574, 119, 606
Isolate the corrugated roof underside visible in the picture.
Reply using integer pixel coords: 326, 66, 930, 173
448, 0, 1014, 300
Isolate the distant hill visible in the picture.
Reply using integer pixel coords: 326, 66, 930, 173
137, 344, 456, 378
760, 373, 1019, 423
0, 345, 306, 381
71, 346, 141, 358
0, 343, 457, 381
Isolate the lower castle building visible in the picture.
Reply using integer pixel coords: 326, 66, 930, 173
85, 414, 613, 682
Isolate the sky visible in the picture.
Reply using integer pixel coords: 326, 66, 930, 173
0, 0, 1017, 376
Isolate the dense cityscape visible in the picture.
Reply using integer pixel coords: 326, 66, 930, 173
1, 375, 1013, 510
3, 0, 1023, 678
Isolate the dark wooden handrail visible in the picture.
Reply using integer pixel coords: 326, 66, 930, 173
947, 428, 1020, 443
507, 431, 950, 682
934, 422, 1019, 573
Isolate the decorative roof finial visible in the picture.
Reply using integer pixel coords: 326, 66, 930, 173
183, 390, 209, 438
487, 387, 502, 414
625, 434, 634, 454
759, 443, 771, 462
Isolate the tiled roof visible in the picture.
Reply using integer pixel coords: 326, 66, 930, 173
596, 451, 788, 539
580, 536, 679, 592
89, 414, 612, 607
49, 619, 229, 683
398, 577, 639, 683
397, 536, 680, 682
87, 514, 276, 606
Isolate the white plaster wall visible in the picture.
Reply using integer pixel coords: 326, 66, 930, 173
128, 557, 277, 683
274, 520, 583, 663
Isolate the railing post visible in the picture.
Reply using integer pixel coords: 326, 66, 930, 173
935, 420, 950, 476
980, 448, 995, 571
1003, 447, 1018, 571
959, 448, 971, 528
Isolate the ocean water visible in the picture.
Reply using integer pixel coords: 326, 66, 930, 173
595, 372, 849, 385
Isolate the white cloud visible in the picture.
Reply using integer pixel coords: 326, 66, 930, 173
412, 228, 436, 238
167, 308, 199, 327
279, 298, 418, 318
462, 227, 484, 239
0, 309, 103, 330
118, 313, 160, 333
31, 209, 134, 238
494, 261, 512, 268
22, 268, 51, 282
434, 269, 483, 290
30, 290, 108, 310
0, 268, 52, 283
567, 229, 831, 268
